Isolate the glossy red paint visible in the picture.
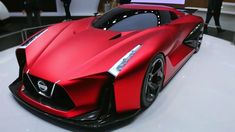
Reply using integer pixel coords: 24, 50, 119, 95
14, 4, 203, 118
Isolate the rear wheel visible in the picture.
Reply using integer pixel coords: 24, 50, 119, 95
141, 54, 165, 108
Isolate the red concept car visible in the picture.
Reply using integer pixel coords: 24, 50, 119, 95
9, 4, 203, 128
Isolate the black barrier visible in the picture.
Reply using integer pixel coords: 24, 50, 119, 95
0, 24, 50, 51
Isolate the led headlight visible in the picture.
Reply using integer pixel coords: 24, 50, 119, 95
20, 29, 48, 48
108, 45, 141, 77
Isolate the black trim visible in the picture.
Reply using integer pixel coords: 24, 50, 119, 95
109, 34, 122, 40
22, 74, 75, 111
15, 49, 26, 80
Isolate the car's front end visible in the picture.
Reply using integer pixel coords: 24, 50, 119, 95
9, 18, 143, 127
9, 71, 141, 128
10, 41, 142, 128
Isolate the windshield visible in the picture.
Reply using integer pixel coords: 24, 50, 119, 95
92, 8, 160, 32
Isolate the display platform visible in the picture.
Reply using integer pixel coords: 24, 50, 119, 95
0, 35, 235, 132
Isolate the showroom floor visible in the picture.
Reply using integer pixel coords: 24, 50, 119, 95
0, 35, 235, 132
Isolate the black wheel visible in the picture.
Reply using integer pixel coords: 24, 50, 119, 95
195, 27, 204, 53
141, 54, 165, 108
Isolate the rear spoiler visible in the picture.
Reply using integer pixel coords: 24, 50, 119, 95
177, 8, 198, 14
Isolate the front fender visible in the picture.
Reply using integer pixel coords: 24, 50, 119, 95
112, 42, 167, 112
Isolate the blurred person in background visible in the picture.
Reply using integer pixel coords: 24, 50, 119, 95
61, 0, 72, 21
204, 0, 224, 33
21, 0, 42, 27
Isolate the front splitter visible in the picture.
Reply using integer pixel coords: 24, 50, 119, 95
9, 79, 141, 128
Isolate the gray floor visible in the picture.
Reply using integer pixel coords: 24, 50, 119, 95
0, 35, 235, 131
205, 27, 235, 44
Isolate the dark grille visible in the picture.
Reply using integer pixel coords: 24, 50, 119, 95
22, 74, 75, 111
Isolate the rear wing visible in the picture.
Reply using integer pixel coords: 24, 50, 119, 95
177, 8, 198, 14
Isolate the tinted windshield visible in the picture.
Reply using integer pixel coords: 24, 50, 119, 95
92, 8, 160, 32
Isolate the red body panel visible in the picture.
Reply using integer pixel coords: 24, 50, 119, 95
16, 4, 203, 117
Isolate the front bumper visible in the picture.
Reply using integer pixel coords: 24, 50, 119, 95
9, 78, 141, 128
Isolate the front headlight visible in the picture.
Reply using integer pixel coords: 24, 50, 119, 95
108, 45, 141, 77
20, 28, 48, 48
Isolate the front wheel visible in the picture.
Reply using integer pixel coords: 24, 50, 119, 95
141, 54, 165, 108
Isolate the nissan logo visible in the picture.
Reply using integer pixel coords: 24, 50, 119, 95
37, 80, 48, 92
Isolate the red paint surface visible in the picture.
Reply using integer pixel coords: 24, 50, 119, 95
16, 4, 203, 117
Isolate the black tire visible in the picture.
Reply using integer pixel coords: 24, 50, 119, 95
141, 54, 165, 108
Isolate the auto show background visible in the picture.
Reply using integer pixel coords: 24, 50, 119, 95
193, 3, 235, 32
2, 0, 235, 16
1, 0, 100, 16
184, 0, 235, 32
1, 0, 235, 38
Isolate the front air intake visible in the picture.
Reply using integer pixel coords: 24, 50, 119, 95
22, 74, 75, 111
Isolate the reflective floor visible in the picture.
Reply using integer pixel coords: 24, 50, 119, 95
0, 35, 235, 132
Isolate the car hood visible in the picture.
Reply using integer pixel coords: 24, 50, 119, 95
24, 18, 141, 82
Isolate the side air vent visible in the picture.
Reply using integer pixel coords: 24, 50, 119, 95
15, 49, 26, 80
109, 34, 122, 40
183, 23, 203, 48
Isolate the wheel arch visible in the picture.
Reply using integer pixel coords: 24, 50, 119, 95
112, 49, 167, 113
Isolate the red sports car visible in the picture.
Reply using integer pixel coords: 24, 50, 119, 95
9, 4, 203, 128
